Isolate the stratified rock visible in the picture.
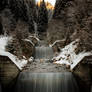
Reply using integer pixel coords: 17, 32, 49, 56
0, 56, 19, 88
73, 62, 91, 92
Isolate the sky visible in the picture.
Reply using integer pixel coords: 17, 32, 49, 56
36, 0, 56, 6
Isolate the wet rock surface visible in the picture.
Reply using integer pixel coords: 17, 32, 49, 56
24, 60, 69, 73
0, 56, 19, 87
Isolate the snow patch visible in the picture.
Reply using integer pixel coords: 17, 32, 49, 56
23, 39, 34, 46
71, 52, 92, 70
0, 36, 12, 51
49, 39, 65, 47
0, 36, 28, 70
52, 39, 92, 70
28, 56, 34, 63
29, 35, 40, 42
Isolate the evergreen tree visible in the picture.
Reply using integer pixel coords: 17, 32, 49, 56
0, 9, 16, 35
0, 0, 8, 12
53, 0, 69, 19
9, 0, 28, 22
37, 0, 48, 33
26, 0, 37, 33
0, 17, 3, 34
9, 0, 37, 33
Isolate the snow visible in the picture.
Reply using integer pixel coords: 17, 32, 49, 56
0, 36, 92, 71
0, 36, 12, 51
29, 35, 40, 42
23, 39, 34, 46
28, 56, 34, 63
49, 39, 65, 47
53, 39, 92, 70
71, 52, 92, 70
0, 51, 27, 70
0, 36, 28, 70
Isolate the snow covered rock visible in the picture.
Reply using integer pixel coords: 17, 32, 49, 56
52, 39, 92, 70
0, 36, 28, 70
28, 57, 34, 63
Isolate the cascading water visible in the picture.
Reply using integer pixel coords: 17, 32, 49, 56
14, 72, 79, 92
13, 42, 80, 92
34, 46, 54, 60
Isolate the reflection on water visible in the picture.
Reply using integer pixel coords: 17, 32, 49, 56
15, 72, 79, 92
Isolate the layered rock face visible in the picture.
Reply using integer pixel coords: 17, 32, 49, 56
0, 56, 19, 88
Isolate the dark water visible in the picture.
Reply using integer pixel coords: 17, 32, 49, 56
14, 72, 79, 92
34, 47, 53, 60
0, 84, 2, 92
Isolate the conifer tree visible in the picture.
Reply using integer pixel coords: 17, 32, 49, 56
9, 0, 37, 33
26, 0, 36, 33
9, 0, 28, 22
37, 0, 48, 33
0, 0, 8, 11
0, 17, 3, 34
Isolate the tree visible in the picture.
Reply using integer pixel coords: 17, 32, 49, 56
0, 17, 3, 35
26, 0, 37, 33
53, 0, 69, 19
53, 0, 75, 45
9, 0, 28, 22
37, 0, 48, 33
8, 0, 37, 33
0, 0, 7, 12
0, 9, 16, 35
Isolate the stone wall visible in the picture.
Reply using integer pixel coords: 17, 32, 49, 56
0, 56, 20, 88
73, 57, 92, 92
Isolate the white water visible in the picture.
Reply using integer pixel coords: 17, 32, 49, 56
35, 46, 54, 60
15, 72, 79, 92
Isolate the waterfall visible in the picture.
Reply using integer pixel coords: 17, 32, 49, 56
14, 72, 79, 92
34, 46, 54, 60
